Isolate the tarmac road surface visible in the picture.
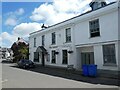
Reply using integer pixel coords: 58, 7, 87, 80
2, 63, 119, 88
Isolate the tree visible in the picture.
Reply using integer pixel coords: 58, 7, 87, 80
11, 37, 29, 62
18, 46, 29, 59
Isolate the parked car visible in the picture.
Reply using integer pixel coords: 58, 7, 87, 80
17, 59, 35, 69
6, 56, 13, 62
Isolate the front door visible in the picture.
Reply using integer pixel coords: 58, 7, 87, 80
81, 52, 94, 66
41, 52, 45, 66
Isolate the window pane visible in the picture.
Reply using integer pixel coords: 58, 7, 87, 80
34, 38, 36, 47
42, 35, 45, 46
103, 44, 116, 64
66, 28, 71, 42
51, 50, 56, 63
52, 32, 56, 44
62, 50, 68, 64
89, 19, 100, 37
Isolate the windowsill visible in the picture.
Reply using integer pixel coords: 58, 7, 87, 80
62, 63, 68, 65
103, 64, 117, 67
89, 36, 101, 39
51, 44, 56, 45
51, 63, 56, 64
65, 41, 72, 43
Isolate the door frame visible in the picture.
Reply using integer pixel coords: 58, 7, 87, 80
81, 52, 94, 66
41, 52, 45, 66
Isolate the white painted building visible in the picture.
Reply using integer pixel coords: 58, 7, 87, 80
29, 0, 119, 72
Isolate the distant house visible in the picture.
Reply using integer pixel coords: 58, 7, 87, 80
0, 47, 13, 60
15, 37, 28, 45
11, 37, 29, 62
11, 37, 28, 49
29, 0, 119, 75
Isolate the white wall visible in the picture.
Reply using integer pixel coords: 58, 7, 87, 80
94, 42, 118, 70
29, 24, 76, 67
74, 10, 118, 45
76, 42, 118, 71
29, 2, 119, 71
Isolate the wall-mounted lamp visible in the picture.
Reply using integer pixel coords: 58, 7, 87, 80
55, 51, 59, 54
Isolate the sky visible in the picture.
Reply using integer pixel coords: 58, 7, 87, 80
1, 0, 117, 48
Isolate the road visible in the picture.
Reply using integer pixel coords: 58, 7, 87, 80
2, 63, 118, 88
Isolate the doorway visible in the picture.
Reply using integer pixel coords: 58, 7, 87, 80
41, 52, 45, 66
81, 52, 94, 66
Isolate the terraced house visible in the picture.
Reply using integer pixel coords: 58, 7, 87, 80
29, 0, 120, 76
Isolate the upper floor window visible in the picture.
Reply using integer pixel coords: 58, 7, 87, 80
34, 38, 36, 47
66, 28, 71, 42
51, 50, 56, 64
42, 35, 45, 46
102, 44, 116, 65
89, 19, 100, 38
52, 32, 56, 45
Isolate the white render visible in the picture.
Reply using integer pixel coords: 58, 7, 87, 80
29, 1, 119, 71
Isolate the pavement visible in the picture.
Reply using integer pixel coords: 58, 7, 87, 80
1, 62, 120, 88
16, 64, 120, 86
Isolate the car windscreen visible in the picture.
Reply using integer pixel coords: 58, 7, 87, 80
24, 60, 32, 63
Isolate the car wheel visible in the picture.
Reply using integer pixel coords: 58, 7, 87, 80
17, 65, 20, 68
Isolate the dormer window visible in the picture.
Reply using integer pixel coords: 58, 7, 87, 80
89, 0, 107, 10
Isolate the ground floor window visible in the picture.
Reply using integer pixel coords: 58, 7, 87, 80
62, 50, 68, 64
34, 52, 39, 62
51, 50, 56, 64
102, 44, 116, 65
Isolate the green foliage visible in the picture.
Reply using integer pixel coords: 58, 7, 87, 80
11, 41, 29, 63
18, 46, 29, 59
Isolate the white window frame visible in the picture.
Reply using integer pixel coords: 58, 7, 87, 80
66, 28, 71, 43
34, 38, 36, 47
51, 32, 56, 45
89, 19, 100, 38
102, 44, 116, 66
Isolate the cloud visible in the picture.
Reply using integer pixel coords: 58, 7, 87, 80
30, 0, 92, 25
4, 8, 25, 26
5, 18, 17, 26
6, 8, 25, 16
15, 8, 25, 15
0, 15, 2, 33
30, 0, 117, 25
2, 0, 117, 48
1, 22, 42, 47
0, 36, 2, 45
0, 32, 17, 47
12, 22, 42, 38
106, 0, 117, 3
0, 32, 17, 43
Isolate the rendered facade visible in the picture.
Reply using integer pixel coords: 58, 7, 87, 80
29, 0, 119, 72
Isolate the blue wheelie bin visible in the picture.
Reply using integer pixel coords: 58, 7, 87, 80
82, 65, 89, 76
88, 64, 97, 77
